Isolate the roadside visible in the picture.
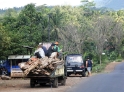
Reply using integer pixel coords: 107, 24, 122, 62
0, 76, 87, 92
0, 61, 122, 92
103, 61, 122, 73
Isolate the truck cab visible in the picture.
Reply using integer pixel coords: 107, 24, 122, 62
65, 54, 86, 77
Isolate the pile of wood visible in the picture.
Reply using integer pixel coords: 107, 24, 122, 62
1, 75, 11, 80
18, 56, 64, 76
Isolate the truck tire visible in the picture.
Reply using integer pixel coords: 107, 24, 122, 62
30, 79, 35, 88
61, 77, 66, 86
53, 78, 58, 88
82, 71, 86, 77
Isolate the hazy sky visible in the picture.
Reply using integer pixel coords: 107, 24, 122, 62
0, 0, 112, 9
0, 0, 81, 9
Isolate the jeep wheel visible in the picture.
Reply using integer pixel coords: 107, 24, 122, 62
82, 71, 86, 77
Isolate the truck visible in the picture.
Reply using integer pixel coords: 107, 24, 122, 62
25, 59, 67, 88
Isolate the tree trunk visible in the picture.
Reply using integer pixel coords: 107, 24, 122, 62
99, 54, 102, 66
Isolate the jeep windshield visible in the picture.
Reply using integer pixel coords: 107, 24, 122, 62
66, 56, 83, 63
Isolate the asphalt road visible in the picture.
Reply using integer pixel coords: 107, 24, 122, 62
66, 62, 124, 92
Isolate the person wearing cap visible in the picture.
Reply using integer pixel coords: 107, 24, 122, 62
34, 44, 45, 58
54, 42, 62, 59
54, 42, 60, 52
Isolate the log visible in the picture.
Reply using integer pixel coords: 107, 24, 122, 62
19, 56, 64, 76
1, 75, 11, 80
23, 59, 40, 76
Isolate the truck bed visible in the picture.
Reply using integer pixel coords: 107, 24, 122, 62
27, 63, 65, 78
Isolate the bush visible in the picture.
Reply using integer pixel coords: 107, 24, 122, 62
115, 59, 123, 62
109, 51, 117, 60
92, 63, 106, 73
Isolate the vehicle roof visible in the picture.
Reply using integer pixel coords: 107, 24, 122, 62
8, 55, 30, 59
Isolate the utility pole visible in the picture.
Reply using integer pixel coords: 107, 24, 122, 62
48, 13, 51, 42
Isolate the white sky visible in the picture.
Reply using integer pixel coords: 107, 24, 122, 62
0, 0, 111, 9
0, 0, 82, 9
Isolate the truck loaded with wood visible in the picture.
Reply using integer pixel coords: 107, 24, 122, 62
18, 42, 67, 88
18, 43, 67, 88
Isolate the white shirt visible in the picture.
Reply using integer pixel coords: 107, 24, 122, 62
34, 48, 45, 58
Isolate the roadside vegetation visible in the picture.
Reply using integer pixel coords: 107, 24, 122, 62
0, 1, 124, 71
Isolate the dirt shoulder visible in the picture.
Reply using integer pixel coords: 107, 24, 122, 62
0, 61, 122, 92
0, 76, 86, 92
103, 61, 122, 73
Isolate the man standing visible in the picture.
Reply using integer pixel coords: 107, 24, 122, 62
86, 57, 93, 77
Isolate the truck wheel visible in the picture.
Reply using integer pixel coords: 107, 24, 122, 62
82, 71, 86, 77
30, 79, 35, 88
61, 77, 66, 86
53, 78, 58, 88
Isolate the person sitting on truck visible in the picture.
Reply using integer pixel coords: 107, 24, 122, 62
54, 42, 62, 59
39, 43, 48, 56
47, 43, 58, 59
34, 44, 45, 59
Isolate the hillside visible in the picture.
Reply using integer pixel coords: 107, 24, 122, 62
95, 0, 124, 10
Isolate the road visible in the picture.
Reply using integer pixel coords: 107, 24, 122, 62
66, 62, 124, 92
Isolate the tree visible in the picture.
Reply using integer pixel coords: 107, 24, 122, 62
16, 3, 43, 46
4, 8, 18, 18
58, 24, 82, 54
0, 24, 11, 59
91, 16, 112, 64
